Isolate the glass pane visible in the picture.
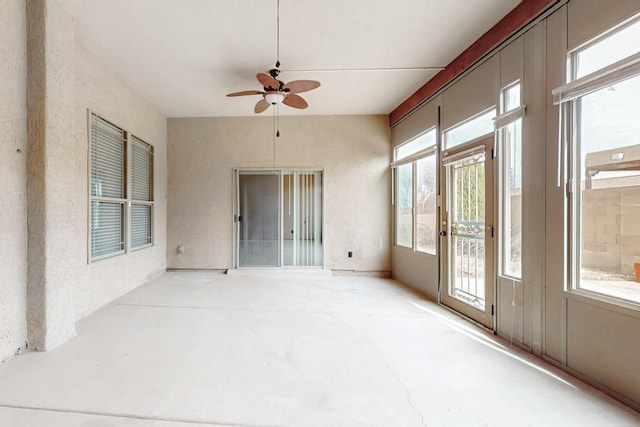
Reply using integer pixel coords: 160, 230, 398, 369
577, 74, 640, 304
282, 171, 323, 267
503, 83, 521, 112
501, 119, 522, 278
91, 115, 125, 198
395, 129, 436, 160
575, 19, 640, 79
239, 173, 280, 267
449, 153, 486, 310
131, 137, 153, 201
91, 201, 124, 259
131, 204, 152, 248
416, 154, 437, 254
396, 164, 413, 248
445, 109, 496, 149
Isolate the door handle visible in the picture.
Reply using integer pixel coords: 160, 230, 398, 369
439, 231, 447, 237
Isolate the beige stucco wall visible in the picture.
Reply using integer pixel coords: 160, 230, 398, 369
167, 115, 390, 272
72, 41, 168, 319
0, 0, 28, 361
16, 0, 167, 355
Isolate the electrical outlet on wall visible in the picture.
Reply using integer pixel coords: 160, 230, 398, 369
348, 251, 353, 258
178, 245, 185, 255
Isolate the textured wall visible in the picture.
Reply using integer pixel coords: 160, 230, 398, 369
72, 42, 168, 320
27, 0, 80, 350
0, 0, 28, 361
20, 0, 168, 353
167, 115, 390, 272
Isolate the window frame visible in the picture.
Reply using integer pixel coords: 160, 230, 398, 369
88, 111, 155, 262
392, 128, 438, 255
555, 16, 640, 311
130, 135, 154, 251
496, 81, 524, 280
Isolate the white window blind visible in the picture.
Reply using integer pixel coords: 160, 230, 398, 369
552, 52, 640, 105
131, 136, 153, 249
131, 136, 153, 201
91, 115, 125, 198
131, 204, 152, 248
494, 105, 526, 130
90, 114, 126, 259
91, 201, 124, 258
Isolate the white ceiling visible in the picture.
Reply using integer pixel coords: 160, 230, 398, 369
58, 0, 520, 118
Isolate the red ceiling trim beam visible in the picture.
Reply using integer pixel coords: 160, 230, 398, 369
389, 0, 559, 126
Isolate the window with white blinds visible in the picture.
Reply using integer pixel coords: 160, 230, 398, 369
89, 112, 154, 261
90, 114, 126, 259
131, 136, 153, 249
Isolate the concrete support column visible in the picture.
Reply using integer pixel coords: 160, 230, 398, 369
26, 0, 77, 350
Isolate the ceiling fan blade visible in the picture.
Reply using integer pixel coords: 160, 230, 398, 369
254, 98, 270, 113
226, 90, 264, 97
283, 80, 320, 94
257, 73, 280, 90
283, 93, 308, 109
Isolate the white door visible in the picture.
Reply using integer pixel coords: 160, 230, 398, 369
440, 139, 495, 328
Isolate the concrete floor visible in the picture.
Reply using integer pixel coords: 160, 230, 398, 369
0, 271, 639, 426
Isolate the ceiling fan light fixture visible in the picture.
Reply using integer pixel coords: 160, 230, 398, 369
265, 92, 285, 105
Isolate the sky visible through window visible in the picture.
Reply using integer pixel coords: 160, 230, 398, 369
575, 19, 640, 182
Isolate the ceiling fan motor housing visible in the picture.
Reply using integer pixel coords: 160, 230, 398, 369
269, 68, 280, 79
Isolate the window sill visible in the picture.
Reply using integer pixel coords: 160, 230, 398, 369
565, 287, 640, 320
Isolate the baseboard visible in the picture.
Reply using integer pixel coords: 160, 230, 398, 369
541, 355, 640, 413
331, 270, 391, 278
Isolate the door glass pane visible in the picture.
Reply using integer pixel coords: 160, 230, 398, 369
577, 74, 640, 304
239, 173, 280, 267
416, 154, 437, 254
283, 171, 323, 267
449, 152, 486, 309
501, 119, 523, 278
396, 164, 413, 248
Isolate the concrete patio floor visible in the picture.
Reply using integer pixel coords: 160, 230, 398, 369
0, 271, 638, 426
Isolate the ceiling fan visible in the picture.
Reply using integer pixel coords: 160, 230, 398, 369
226, 62, 321, 113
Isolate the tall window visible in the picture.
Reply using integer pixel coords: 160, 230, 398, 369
554, 17, 640, 305
131, 136, 154, 249
497, 82, 524, 279
90, 113, 154, 260
393, 129, 437, 254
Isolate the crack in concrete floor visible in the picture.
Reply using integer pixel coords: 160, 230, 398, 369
325, 312, 427, 427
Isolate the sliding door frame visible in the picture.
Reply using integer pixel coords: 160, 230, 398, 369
233, 167, 326, 269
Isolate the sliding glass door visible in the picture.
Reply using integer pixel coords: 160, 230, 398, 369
235, 169, 323, 268
237, 172, 281, 267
